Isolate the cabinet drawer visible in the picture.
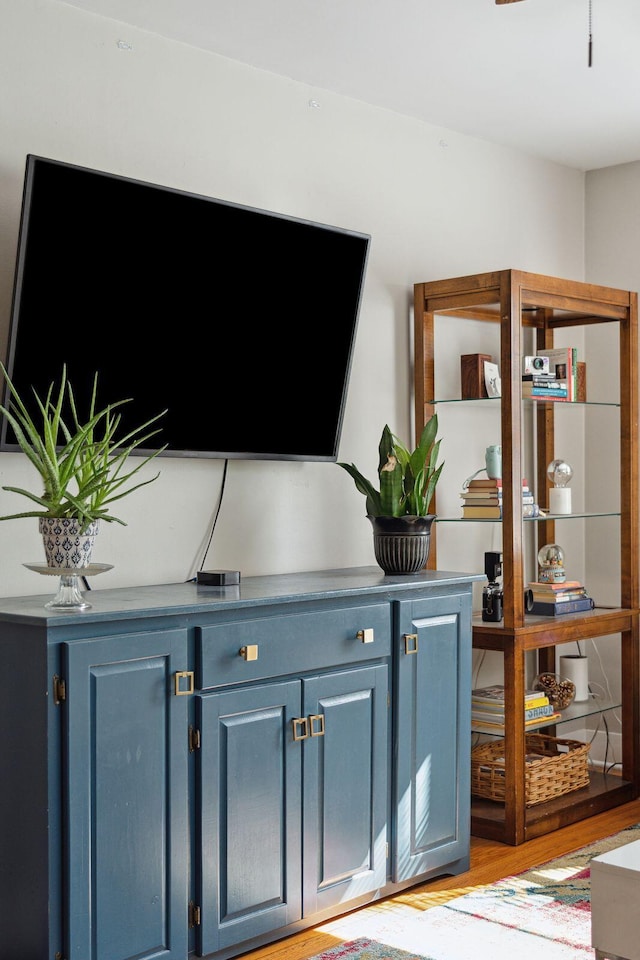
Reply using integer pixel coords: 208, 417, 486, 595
197, 603, 390, 689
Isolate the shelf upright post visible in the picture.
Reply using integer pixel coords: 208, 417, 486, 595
535, 307, 559, 677
499, 271, 525, 631
413, 281, 438, 569
499, 270, 528, 843
619, 290, 640, 791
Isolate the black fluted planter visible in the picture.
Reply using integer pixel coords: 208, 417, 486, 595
368, 514, 435, 575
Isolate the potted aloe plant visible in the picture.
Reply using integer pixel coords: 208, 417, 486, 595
338, 414, 444, 574
0, 362, 166, 569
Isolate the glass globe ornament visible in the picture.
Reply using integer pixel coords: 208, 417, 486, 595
547, 459, 573, 487
537, 542, 566, 583
547, 458, 573, 514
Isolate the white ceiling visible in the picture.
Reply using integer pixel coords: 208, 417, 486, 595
58, 0, 640, 171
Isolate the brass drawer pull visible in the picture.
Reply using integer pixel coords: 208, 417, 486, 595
239, 644, 258, 661
404, 633, 419, 655
309, 714, 325, 737
356, 628, 374, 644
292, 717, 309, 741
174, 670, 195, 696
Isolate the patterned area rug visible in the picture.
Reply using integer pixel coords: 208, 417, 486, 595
314, 823, 640, 960
310, 941, 431, 960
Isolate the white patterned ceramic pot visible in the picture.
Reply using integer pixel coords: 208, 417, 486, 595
39, 517, 100, 569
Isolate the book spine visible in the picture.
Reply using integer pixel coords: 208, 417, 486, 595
471, 695, 550, 712
522, 387, 569, 398
467, 479, 529, 489
530, 597, 594, 615
522, 378, 568, 390
471, 686, 541, 698
460, 495, 535, 505
531, 590, 587, 602
471, 712, 561, 731
461, 501, 501, 508
524, 704, 556, 720
471, 705, 556, 722
522, 394, 569, 402
529, 580, 583, 590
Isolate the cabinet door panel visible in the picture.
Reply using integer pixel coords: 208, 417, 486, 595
302, 665, 388, 915
393, 593, 471, 882
64, 629, 189, 960
198, 681, 302, 955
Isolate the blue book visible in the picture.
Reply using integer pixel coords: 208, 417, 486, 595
523, 388, 569, 398
531, 596, 594, 616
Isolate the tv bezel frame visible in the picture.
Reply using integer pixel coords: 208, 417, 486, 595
1, 154, 371, 462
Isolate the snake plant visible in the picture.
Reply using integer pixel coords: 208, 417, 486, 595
0, 363, 166, 532
338, 414, 443, 517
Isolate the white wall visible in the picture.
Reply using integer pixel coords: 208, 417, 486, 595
574, 160, 640, 764
0, 0, 586, 598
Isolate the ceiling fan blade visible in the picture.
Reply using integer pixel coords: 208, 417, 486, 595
495, 0, 527, 4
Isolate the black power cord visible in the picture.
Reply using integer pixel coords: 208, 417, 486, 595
186, 459, 229, 582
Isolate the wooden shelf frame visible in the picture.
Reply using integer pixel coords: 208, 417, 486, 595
414, 269, 640, 845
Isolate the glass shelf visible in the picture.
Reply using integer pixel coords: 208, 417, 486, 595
429, 396, 620, 407
437, 510, 621, 523
560, 694, 620, 723
471, 695, 620, 737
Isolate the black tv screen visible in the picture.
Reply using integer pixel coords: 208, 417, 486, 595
1, 155, 370, 460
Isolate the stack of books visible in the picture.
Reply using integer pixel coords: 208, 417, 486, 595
460, 477, 539, 519
521, 374, 569, 400
528, 580, 594, 616
471, 684, 561, 732
522, 346, 578, 401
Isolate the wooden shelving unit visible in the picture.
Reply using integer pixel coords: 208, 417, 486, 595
414, 269, 640, 845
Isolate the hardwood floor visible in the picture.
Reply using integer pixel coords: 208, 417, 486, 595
241, 798, 640, 960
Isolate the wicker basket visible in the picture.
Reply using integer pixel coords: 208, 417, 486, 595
471, 733, 591, 807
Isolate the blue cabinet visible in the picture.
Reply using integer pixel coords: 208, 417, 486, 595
393, 591, 473, 882
0, 566, 479, 960
63, 629, 190, 960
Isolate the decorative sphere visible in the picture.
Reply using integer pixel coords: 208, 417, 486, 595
547, 459, 573, 488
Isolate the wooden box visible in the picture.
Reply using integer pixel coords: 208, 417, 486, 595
460, 353, 492, 399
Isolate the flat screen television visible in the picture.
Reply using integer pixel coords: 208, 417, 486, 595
1, 155, 370, 461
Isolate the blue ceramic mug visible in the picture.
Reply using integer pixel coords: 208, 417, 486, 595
485, 445, 502, 479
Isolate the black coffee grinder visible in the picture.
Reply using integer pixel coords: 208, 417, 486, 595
482, 551, 503, 622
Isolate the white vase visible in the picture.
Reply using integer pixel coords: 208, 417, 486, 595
39, 517, 100, 569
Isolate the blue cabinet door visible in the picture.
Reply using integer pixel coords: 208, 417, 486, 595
393, 592, 472, 882
198, 680, 303, 955
63, 629, 190, 960
302, 664, 389, 916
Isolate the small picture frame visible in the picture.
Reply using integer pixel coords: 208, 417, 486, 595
484, 361, 501, 398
